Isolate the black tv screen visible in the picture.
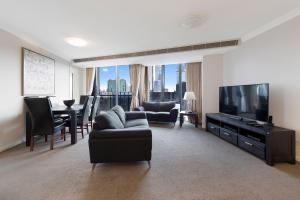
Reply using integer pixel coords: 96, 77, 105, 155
219, 83, 269, 122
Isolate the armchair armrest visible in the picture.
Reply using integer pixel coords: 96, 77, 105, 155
134, 106, 145, 111
125, 111, 147, 121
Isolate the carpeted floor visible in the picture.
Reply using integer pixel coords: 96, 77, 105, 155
1, 122, 300, 200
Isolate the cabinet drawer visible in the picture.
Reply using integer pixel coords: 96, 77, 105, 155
220, 128, 238, 145
207, 123, 220, 136
238, 135, 265, 159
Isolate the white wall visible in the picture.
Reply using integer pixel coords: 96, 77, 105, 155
223, 16, 300, 160
0, 29, 83, 152
201, 54, 223, 127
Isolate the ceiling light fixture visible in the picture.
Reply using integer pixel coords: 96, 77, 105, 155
65, 37, 87, 47
180, 14, 203, 29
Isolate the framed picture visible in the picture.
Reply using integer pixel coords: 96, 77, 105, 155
22, 48, 55, 96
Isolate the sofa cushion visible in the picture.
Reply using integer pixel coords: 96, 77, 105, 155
158, 102, 176, 112
146, 111, 172, 122
111, 105, 126, 125
94, 111, 124, 130
142, 102, 159, 112
142, 101, 175, 112
125, 119, 149, 128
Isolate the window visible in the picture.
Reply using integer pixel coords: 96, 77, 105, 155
150, 66, 163, 101
117, 65, 131, 111
98, 65, 131, 111
164, 64, 179, 102
149, 64, 186, 108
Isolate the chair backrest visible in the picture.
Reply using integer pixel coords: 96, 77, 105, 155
24, 97, 54, 135
81, 96, 94, 125
79, 95, 89, 105
90, 96, 100, 121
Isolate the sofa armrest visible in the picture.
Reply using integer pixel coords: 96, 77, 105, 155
170, 108, 179, 123
170, 108, 179, 116
125, 111, 147, 121
134, 106, 145, 111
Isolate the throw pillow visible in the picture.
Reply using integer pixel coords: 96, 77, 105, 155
94, 111, 124, 130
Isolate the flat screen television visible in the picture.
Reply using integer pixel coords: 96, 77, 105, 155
219, 83, 269, 122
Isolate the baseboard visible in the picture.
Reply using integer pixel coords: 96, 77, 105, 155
0, 139, 24, 153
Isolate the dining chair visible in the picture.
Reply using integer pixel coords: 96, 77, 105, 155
67, 96, 94, 138
79, 95, 89, 105
89, 96, 100, 129
24, 97, 66, 151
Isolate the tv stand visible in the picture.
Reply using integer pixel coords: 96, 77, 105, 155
206, 113, 295, 166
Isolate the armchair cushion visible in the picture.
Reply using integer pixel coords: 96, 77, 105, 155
111, 105, 126, 125
94, 111, 124, 130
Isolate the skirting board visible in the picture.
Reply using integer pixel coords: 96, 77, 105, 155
0, 139, 24, 152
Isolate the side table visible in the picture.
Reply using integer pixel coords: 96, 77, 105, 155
179, 111, 198, 128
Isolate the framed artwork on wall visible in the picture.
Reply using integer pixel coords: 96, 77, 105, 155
22, 48, 55, 96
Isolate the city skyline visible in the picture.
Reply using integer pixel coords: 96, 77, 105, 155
98, 64, 183, 92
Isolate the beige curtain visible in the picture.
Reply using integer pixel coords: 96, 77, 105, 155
86, 68, 95, 95
139, 65, 149, 105
186, 62, 202, 123
130, 64, 141, 110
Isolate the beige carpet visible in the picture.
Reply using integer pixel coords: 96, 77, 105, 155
1, 122, 300, 200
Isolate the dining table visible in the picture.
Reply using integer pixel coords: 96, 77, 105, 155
26, 104, 84, 146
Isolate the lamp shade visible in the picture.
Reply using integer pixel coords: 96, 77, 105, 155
184, 92, 196, 100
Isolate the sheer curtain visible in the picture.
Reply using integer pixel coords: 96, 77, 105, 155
129, 64, 141, 110
86, 68, 95, 95
139, 65, 149, 105
186, 62, 202, 123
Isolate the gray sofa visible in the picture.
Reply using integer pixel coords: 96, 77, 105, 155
88, 105, 152, 166
134, 101, 178, 124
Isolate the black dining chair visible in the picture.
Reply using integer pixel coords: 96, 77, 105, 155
66, 96, 94, 138
78, 96, 94, 138
89, 96, 100, 129
79, 95, 89, 105
24, 97, 66, 151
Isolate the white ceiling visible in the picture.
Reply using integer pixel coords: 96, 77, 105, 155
0, 0, 300, 65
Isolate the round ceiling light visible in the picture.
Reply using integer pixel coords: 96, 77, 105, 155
65, 37, 87, 47
180, 14, 203, 29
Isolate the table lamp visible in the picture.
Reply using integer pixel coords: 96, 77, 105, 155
184, 92, 196, 112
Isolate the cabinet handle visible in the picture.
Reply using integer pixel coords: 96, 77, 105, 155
223, 132, 231, 136
244, 141, 253, 146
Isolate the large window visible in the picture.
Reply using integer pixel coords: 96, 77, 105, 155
149, 64, 186, 107
98, 65, 131, 111
117, 65, 131, 110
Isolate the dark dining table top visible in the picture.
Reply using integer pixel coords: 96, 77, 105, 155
52, 104, 83, 112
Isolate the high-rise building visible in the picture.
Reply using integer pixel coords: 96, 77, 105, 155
107, 79, 116, 93
107, 79, 127, 93
153, 80, 161, 92
119, 79, 127, 92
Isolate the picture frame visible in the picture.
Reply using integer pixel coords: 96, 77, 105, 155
22, 48, 55, 96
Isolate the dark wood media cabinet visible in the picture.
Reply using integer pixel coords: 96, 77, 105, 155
206, 113, 295, 166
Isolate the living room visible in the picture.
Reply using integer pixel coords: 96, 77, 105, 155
1, 1, 300, 200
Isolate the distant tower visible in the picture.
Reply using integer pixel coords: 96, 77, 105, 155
119, 79, 127, 92
107, 79, 116, 93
